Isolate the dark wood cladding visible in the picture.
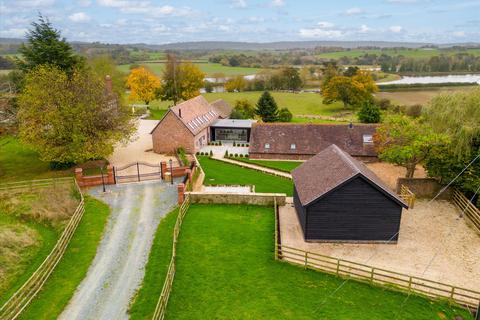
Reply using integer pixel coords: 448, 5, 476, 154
293, 186, 306, 236
298, 177, 402, 242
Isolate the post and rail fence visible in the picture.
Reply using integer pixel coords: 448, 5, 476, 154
0, 178, 85, 320
452, 189, 480, 233
399, 184, 416, 208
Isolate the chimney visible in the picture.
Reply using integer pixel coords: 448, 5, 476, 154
179, 108, 182, 118
105, 75, 112, 93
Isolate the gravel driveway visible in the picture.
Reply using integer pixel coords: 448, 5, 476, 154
60, 181, 177, 320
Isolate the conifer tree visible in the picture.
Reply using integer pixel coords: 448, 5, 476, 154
255, 91, 279, 122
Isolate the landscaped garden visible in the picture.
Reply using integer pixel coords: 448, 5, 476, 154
198, 156, 293, 196
229, 157, 303, 173
165, 204, 472, 319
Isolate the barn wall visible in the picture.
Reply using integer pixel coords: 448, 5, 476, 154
152, 111, 195, 154
293, 186, 307, 238
306, 177, 402, 242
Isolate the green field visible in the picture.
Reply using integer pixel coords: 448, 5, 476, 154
316, 48, 480, 60
18, 196, 110, 320
166, 204, 471, 319
0, 136, 71, 182
117, 62, 260, 77
198, 156, 293, 196
128, 207, 179, 320
230, 157, 302, 173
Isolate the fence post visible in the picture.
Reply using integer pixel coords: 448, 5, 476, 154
113, 166, 117, 184
304, 252, 308, 269
408, 276, 412, 291
336, 259, 340, 276
370, 268, 375, 283
136, 162, 140, 182
450, 286, 455, 299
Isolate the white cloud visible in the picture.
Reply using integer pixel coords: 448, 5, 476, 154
452, 31, 466, 37
317, 21, 334, 28
232, 0, 247, 8
69, 12, 91, 22
344, 7, 364, 16
389, 25, 403, 33
359, 25, 371, 33
0, 28, 28, 38
270, 0, 285, 7
299, 28, 343, 38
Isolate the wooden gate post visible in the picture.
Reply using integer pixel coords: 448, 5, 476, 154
136, 162, 140, 182
160, 162, 167, 180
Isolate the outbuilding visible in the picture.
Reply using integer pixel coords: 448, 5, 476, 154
291, 144, 408, 242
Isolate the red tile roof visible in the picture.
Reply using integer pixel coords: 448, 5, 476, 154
249, 123, 377, 157
292, 144, 407, 208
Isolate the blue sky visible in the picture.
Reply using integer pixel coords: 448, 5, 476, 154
1, 0, 479, 44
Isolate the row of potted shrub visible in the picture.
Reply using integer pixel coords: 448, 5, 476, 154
196, 151, 214, 156
233, 142, 249, 147
207, 141, 222, 146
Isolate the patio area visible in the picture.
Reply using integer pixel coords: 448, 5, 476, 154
199, 141, 249, 157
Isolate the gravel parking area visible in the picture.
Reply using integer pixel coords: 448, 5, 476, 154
279, 199, 480, 291
60, 181, 177, 320
366, 162, 426, 190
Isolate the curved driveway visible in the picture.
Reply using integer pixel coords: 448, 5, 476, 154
60, 181, 177, 320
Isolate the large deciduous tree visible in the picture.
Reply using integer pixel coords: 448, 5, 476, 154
18, 15, 84, 75
281, 67, 303, 91
322, 71, 377, 109
158, 54, 205, 105
126, 67, 160, 105
18, 65, 134, 165
374, 115, 447, 178
255, 91, 279, 122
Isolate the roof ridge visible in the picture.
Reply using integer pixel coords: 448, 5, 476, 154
331, 144, 361, 173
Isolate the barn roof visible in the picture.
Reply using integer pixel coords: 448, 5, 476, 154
150, 95, 220, 135
248, 123, 377, 157
292, 144, 408, 208
210, 99, 233, 119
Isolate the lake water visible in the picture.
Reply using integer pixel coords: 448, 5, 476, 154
379, 74, 480, 85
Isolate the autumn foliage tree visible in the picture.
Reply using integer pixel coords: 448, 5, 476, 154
126, 67, 160, 105
18, 65, 134, 165
322, 71, 377, 109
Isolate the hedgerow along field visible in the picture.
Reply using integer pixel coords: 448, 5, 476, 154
316, 48, 480, 60
198, 156, 294, 196
117, 62, 260, 77
165, 204, 472, 319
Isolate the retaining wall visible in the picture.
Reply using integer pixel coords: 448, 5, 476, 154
187, 192, 286, 206
396, 177, 452, 199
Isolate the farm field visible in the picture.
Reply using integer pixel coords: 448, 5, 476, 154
128, 207, 179, 320
230, 157, 303, 173
17, 196, 110, 320
0, 182, 79, 306
165, 204, 471, 319
375, 86, 478, 105
0, 136, 71, 182
198, 156, 293, 196
117, 62, 260, 77
316, 48, 480, 60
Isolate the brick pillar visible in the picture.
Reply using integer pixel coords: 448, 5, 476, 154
185, 168, 192, 183
106, 165, 115, 184
75, 168, 84, 187
177, 183, 185, 205
160, 161, 167, 180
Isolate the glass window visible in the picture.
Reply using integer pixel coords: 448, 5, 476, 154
265, 143, 270, 149
290, 144, 296, 150
363, 134, 373, 144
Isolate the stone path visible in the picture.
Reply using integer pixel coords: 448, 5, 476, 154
212, 156, 292, 179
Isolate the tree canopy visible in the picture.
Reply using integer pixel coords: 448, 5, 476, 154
18, 15, 84, 75
255, 91, 278, 122
126, 67, 161, 105
18, 65, 134, 164
358, 101, 381, 123
322, 71, 377, 109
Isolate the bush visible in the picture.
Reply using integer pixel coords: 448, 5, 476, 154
376, 98, 391, 110
219, 141, 222, 146
196, 152, 200, 155
209, 150, 213, 156
278, 108, 293, 122
405, 104, 423, 118
358, 101, 381, 123
234, 153, 238, 157
224, 150, 228, 157
233, 141, 236, 147
239, 154, 244, 158
245, 154, 249, 158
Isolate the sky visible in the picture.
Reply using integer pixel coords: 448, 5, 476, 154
0, 0, 479, 45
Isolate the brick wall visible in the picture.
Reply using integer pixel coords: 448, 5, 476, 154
187, 192, 286, 206
75, 166, 115, 187
249, 152, 377, 162
152, 111, 195, 154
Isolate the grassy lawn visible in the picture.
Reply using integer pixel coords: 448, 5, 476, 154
198, 156, 293, 196
0, 136, 71, 182
166, 204, 471, 319
18, 196, 110, 320
375, 86, 478, 106
129, 208, 179, 320
117, 62, 260, 77
229, 157, 302, 173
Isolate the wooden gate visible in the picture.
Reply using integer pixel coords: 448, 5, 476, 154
113, 162, 162, 183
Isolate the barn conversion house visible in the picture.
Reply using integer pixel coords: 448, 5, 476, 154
292, 144, 408, 242
249, 123, 378, 161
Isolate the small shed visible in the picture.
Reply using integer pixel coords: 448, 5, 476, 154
291, 144, 408, 242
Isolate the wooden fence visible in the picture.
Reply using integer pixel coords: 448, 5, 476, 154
277, 244, 480, 310
0, 177, 73, 192
399, 184, 416, 208
0, 178, 85, 320
152, 194, 191, 320
452, 189, 480, 233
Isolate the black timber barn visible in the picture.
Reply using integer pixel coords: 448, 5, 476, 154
291, 144, 408, 242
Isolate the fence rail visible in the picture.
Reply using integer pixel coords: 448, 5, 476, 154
152, 194, 191, 320
278, 244, 480, 309
0, 178, 85, 320
399, 184, 416, 208
0, 177, 73, 192
452, 189, 480, 233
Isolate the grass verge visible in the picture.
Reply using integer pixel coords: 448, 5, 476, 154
166, 204, 472, 320
198, 156, 293, 195
128, 208, 180, 320
17, 196, 110, 320
228, 157, 302, 173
